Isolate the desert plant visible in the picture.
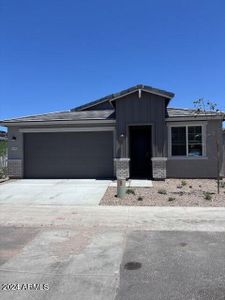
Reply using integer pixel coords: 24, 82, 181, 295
0, 141, 7, 156
203, 191, 213, 201
189, 185, 192, 189
220, 181, 225, 188
0, 167, 7, 179
126, 188, 135, 195
137, 196, 143, 201
181, 180, 187, 186
168, 197, 176, 202
158, 188, 167, 195
179, 191, 184, 196
0, 154, 7, 179
194, 98, 224, 194
177, 185, 182, 189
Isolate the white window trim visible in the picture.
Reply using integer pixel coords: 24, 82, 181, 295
168, 122, 207, 159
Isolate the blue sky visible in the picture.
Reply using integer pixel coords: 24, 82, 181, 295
0, 0, 225, 130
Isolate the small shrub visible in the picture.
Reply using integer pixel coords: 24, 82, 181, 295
220, 181, 225, 188
168, 197, 176, 202
137, 196, 143, 201
158, 189, 167, 195
199, 185, 202, 188
181, 180, 187, 186
177, 185, 182, 189
179, 191, 184, 196
0, 167, 7, 179
0, 141, 7, 156
126, 188, 135, 195
203, 191, 212, 201
189, 185, 192, 189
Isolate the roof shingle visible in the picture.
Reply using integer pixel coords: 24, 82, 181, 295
167, 107, 224, 118
2, 110, 115, 123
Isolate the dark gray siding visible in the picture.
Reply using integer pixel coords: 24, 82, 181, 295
85, 102, 113, 110
115, 91, 167, 158
167, 120, 223, 178
24, 131, 114, 179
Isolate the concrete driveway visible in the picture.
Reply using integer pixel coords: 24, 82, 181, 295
2, 196, 225, 299
1, 223, 225, 300
0, 179, 111, 206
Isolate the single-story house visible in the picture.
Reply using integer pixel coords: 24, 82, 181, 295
1, 84, 224, 180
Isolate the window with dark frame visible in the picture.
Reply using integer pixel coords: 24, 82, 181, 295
171, 127, 186, 156
171, 125, 203, 157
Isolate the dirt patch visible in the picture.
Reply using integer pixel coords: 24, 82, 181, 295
0, 226, 39, 265
52, 228, 97, 256
100, 179, 225, 206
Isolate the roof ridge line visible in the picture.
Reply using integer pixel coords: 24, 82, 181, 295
72, 84, 175, 111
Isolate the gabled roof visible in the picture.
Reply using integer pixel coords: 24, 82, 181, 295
72, 84, 175, 111
1, 107, 223, 125
1, 110, 115, 124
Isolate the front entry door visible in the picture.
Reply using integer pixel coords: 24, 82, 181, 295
129, 126, 152, 178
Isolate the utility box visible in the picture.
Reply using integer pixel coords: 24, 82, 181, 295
117, 178, 126, 198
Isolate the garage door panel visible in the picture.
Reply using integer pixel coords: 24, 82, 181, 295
24, 131, 113, 179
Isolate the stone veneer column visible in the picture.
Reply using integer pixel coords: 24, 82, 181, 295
8, 159, 23, 178
114, 158, 130, 179
151, 157, 167, 180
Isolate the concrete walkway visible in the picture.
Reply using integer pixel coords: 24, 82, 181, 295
0, 179, 111, 206
1, 205, 225, 232
110, 179, 152, 187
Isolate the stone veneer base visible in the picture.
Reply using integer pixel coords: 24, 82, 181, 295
8, 159, 23, 178
151, 157, 167, 180
114, 158, 130, 179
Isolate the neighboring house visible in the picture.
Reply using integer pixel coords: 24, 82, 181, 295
0, 84, 224, 179
0, 131, 7, 141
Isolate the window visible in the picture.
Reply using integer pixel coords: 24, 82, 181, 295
171, 127, 186, 156
170, 125, 204, 157
188, 126, 202, 157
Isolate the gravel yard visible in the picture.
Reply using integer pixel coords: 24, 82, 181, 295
100, 179, 225, 206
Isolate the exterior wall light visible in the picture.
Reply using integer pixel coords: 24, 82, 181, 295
138, 89, 142, 99
119, 134, 125, 157
119, 133, 125, 141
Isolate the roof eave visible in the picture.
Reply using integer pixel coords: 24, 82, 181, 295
0, 119, 116, 127
166, 115, 224, 122
110, 88, 173, 103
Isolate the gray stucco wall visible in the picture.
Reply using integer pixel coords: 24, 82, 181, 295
115, 91, 167, 158
167, 119, 223, 178
7, 127, 24, 177
7, 123, 116, 178
8, 127, 24, 160
8, 123, 115, 159
222, 130, 225, 177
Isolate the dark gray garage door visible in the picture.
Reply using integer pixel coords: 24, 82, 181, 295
24, 131, 114, 179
